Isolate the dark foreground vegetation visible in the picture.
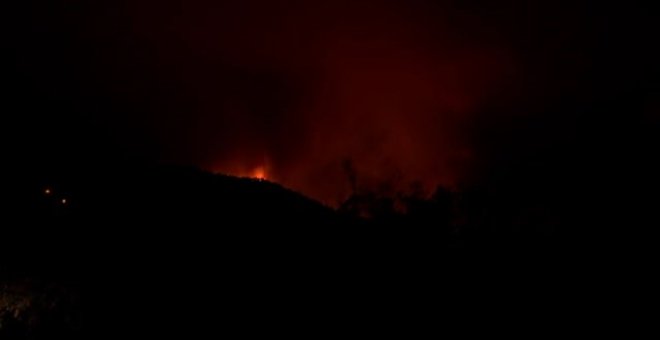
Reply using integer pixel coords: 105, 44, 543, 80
0, 164, 653, 338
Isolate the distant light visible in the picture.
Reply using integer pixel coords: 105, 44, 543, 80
61, 198, 67, 205
44, 188, 52, 195
252, 167, 267, 181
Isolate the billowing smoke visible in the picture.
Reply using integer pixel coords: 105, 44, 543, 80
113, 0, 516, 204
11, 0, 651, 206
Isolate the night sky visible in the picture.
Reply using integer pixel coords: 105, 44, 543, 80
3, 0, 658, 205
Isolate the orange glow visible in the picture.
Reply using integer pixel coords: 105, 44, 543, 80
251, 166, 267, 180
211, 163, 271, 182
44, 188, 52, 195
61, 198, 67, 205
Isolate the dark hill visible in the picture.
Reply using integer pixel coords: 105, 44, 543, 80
1, 165, 377, 338
1, 165, 366, 275
1, 164, 642, 338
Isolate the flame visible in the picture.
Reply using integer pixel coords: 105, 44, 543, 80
212, 162, 270, 181
251, 166, 267, 180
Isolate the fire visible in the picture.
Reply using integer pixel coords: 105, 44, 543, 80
212, 162, 270, 181
251, 166, 267, 180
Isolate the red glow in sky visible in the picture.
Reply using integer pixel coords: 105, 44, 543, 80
250, 166, 267, 181
7, 0, 655, 214
52, 0, 524, 204
121, 0, 517, 204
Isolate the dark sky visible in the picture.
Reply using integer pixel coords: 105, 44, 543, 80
3, 0, 658, 205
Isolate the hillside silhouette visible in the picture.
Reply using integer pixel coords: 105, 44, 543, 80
0, 162, 651, 338
2, 165, 453, 338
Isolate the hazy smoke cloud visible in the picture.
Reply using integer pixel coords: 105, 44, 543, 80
9, 0, 655, 205
112, 0, 517, 204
